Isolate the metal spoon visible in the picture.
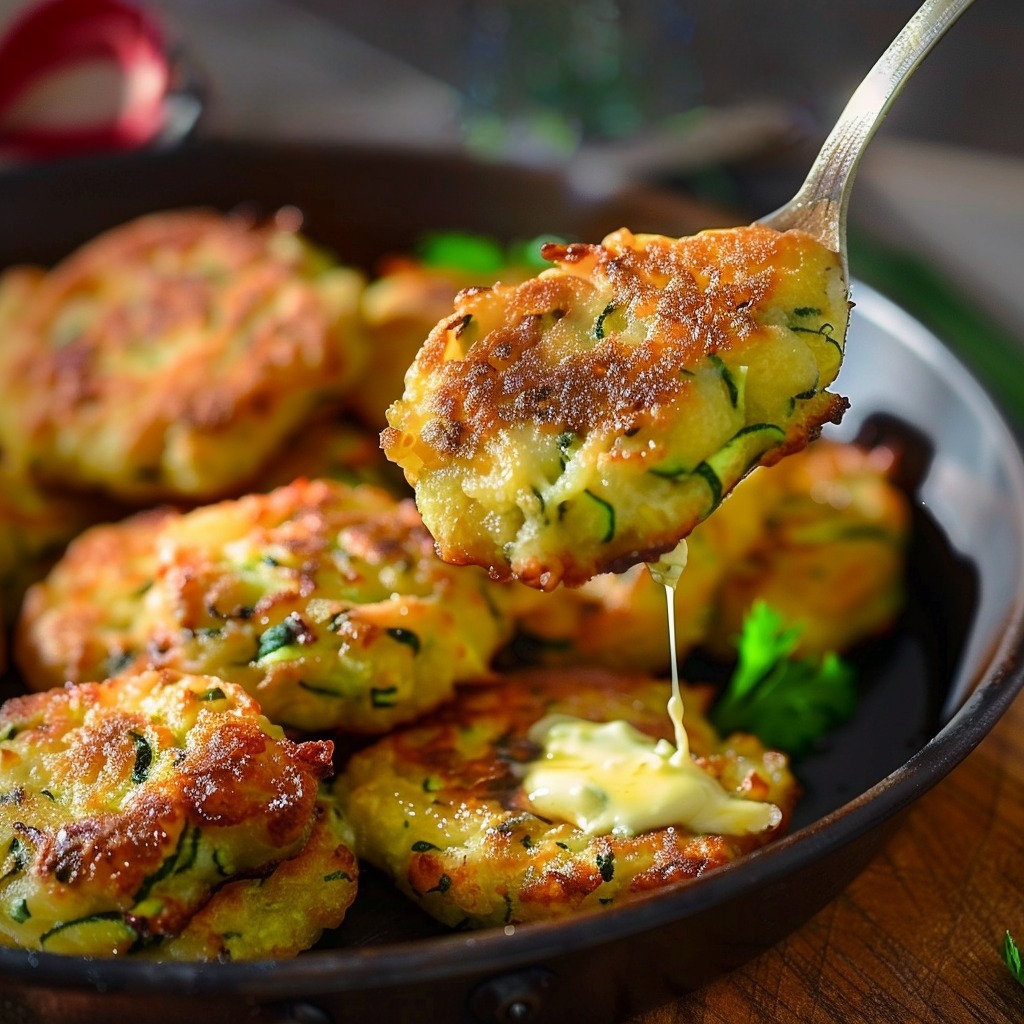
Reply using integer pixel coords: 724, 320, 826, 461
758, 0, 977, 284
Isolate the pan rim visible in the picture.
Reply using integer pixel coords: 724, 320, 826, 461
0, 144, 1022, 997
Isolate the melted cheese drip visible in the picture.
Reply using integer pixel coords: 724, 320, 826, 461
647, 540, 690, 755
523, 541, 781, 838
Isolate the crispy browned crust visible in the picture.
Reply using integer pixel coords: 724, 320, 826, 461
383, 224, 850, 588
352, 255, 535, 430
389, 226, 839, 461
15, 479, 514, 734
0, 669, 334, 953
14, 506, 175, 691
152, 790, 359, 962
342, 668, 798, 928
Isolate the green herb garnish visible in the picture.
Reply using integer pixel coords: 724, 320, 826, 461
417, 232, 505, 274
710, 601, 858, 757
418, 231, 562, 274
1005, 931, 1024, 988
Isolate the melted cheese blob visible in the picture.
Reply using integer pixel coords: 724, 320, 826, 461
523, 538, 781, 838
523, 714, 781, 837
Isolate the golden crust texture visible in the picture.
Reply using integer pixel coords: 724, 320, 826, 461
353, 255, 533, 429
15, 479, 514, 734
14, 507, 175, 689
0, 209, 367, 502
383, 224, 849, 588
151, 782, 358, 962
341, 668, 798, 929
0, 668, 353, 957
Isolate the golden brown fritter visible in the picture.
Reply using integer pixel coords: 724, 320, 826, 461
0, 458, 121, 624
504, 526, 726, 672
341, 668, 797, 929
0, 668, 349, 957
507, 437, 909, 669
0, 267, 124, 621
15, 507, 174, 690
383, 224, 849, 589
0, 208, 367, 502
16, 479, 514, 734
706, 438, 910, 656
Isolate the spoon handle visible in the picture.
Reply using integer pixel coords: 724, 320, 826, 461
759, 0, 976, 258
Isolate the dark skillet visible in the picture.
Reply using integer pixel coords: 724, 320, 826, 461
0, 139, 1022, 1024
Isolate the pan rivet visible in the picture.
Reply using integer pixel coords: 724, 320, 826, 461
267, 1001, 332, 1024
469, 967, 555, 1023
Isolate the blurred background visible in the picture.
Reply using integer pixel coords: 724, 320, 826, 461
0, 0, 1021, 416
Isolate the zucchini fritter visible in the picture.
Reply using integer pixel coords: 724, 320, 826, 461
508, 438, 909, 669
16, 479, 514, 734
0, 669, 348, 957
0, 209, 367, 502
707, 437, 910, 656
383, 224, 849, 588
0, 268, 123, 620
341, 668, 797, 929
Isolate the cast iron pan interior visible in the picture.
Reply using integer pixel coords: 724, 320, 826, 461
0, 140, 1022, 1024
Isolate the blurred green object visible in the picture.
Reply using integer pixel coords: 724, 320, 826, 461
459, 0, 702, 161
848, 227, 1024, 430
416, 231, 563, 273
417, 231, 507, 273
1003, 931, 1024, 988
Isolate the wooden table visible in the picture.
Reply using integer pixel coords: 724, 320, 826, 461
631, 690, 1024, 1024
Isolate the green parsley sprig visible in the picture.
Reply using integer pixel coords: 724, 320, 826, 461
1005, 931, 1024, 988
710, 600, 859, 757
